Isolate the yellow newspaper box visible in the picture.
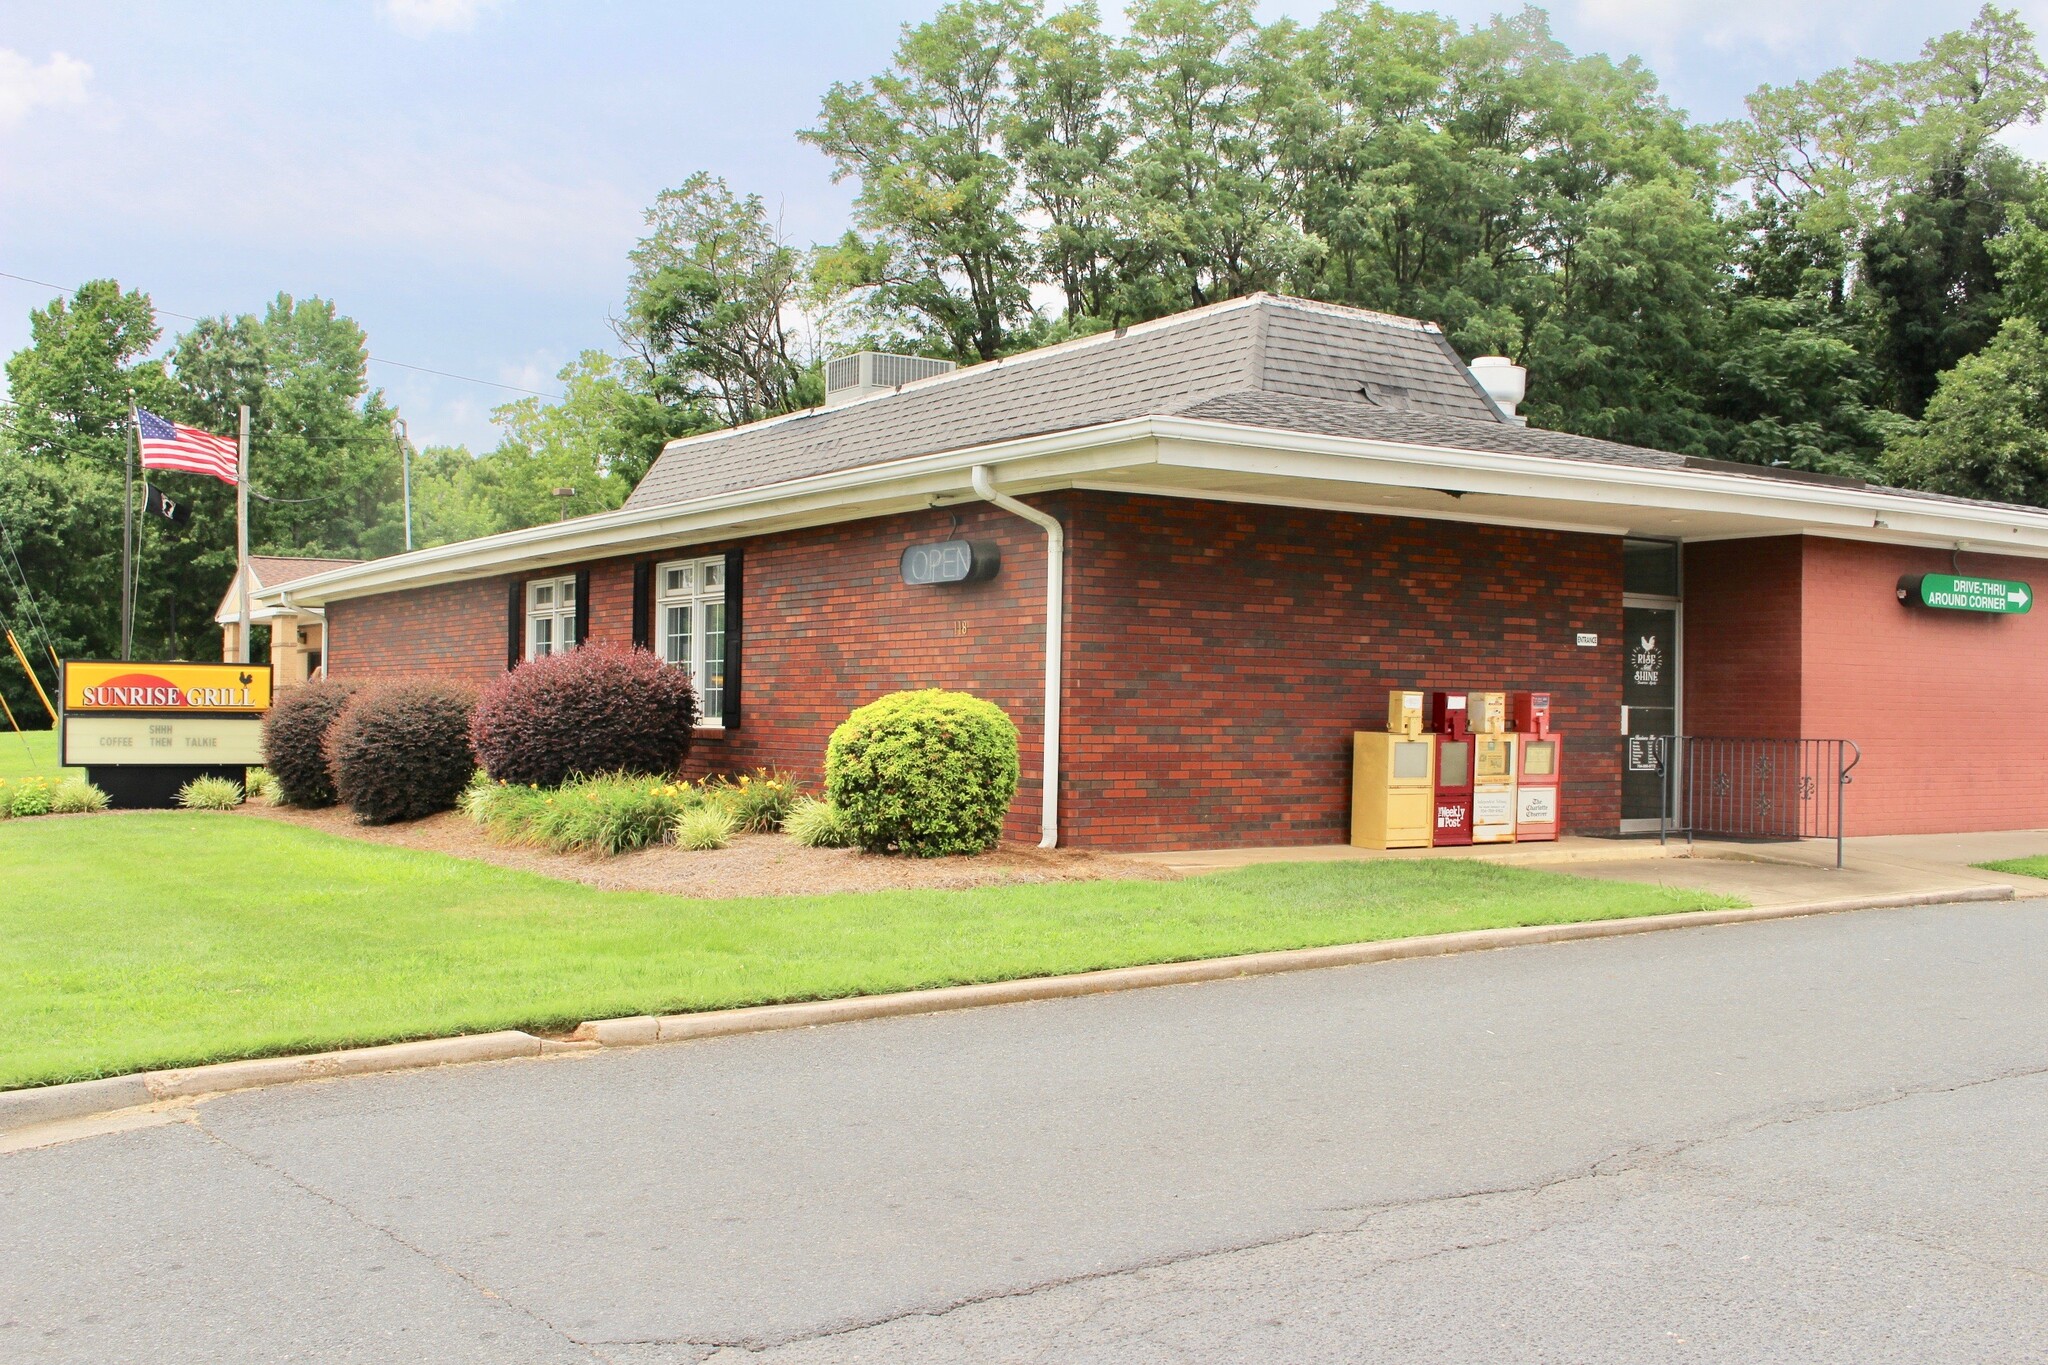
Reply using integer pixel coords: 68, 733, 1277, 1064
1351, 691, 1437, 849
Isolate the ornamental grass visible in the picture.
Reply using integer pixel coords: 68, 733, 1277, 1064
474, 771, 702, 856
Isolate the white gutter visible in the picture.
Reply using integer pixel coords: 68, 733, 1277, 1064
972, 464, 1063, 850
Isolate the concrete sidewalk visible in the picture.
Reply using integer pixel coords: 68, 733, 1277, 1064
1128, 828, 2048, 910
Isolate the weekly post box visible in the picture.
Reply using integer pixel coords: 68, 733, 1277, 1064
1351, 690, 1437, 850
1427, 690, 1474, 846
1510, 690, 1561, 842
1467, 692, 1518, 843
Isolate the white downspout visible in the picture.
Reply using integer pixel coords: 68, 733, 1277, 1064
971, 464, 1062, 848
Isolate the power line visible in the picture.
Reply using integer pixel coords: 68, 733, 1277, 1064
0, 269, 566, 400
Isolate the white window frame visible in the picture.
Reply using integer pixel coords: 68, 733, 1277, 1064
525, 575, 578, 660
656, 555, 728, 727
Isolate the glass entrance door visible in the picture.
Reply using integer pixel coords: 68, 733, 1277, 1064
1621, 605, 1678, 824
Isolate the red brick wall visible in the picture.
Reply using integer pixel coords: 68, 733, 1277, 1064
1683, 538, 1803, 740
322, 492, 1628, 849
1799, 537, 2048, 835
669, 506, 1051, 843
1062, 493, 1625, 848
325, 507, 1052, 843
325, 574, 516, 687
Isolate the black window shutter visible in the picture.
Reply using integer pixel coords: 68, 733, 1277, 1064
632, 562, 653, 651
573, 570, 591, 648
506, 580, 523, 670
723, 548, 743, 729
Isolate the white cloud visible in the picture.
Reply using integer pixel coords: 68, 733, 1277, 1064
377, 0, 508, 38
0, 49, 90, 130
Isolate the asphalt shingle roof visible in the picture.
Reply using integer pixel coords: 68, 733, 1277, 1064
622, 291, 2043, 522
625, 294, 1509, 510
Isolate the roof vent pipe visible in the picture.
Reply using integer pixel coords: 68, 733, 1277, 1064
970, 465, 1062, 849
1469, 356, 1528, 425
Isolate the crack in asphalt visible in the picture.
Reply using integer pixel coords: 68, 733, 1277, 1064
188, 1112, 610, 1362
604, 1057, 2048, 1356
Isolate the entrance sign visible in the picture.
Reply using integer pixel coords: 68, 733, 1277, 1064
63, 660, 272, 713
901, 540, 1000, 586
60, 660, 272, 805
63, 714, 267, 766
1897, 573, 2032, 615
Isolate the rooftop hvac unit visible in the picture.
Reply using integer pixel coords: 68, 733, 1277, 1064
823, 351, 957, 408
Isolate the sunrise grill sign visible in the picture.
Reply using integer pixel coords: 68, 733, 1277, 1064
60, 661, 272, 768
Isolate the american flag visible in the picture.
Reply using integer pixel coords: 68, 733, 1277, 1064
137, 409, 239, 485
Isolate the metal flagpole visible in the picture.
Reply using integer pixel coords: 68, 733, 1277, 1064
236, 404, 251, 666
123, 406, 138, 660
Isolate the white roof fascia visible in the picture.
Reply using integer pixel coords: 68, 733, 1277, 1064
1149, 419, 2048, 554
260, 415, 2048, 609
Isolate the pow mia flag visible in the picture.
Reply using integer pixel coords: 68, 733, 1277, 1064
142, 482, 192, 528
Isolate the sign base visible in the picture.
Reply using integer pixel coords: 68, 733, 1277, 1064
87, 763, 246, 811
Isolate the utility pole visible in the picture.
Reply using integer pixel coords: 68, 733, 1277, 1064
397, 417, 413, 552
236, 404, 251, 666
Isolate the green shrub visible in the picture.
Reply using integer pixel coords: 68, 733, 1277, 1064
674, 802, 735, 851
784, 796, 857, 848
325, 679, 478, 824
483, 772, 697, 855
176, 776, 244, 811
49, 778, 110, 814
825, 689, 1019, 856
704, 768, 799, 833
244, 768, 276, 801
7, 776, 55, 818
260, 677, 357, 807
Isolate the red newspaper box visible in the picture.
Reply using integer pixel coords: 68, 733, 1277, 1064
1510, 690, 1561, 842
1427, 690, 1474, 846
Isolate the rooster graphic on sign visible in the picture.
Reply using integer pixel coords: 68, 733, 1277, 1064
1631, 635, 1663, 687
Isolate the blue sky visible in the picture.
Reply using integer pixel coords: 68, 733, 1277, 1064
0, 0, 2032, 452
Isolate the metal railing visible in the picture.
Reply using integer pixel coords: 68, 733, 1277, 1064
1657, 737, 1862, 867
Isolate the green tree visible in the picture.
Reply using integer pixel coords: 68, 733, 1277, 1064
1881, 316, 2048, 505
0, 282, 174, 708
624, 173, 816, 426
1007, 2, 1125, 323
1109, 0, 1310, 314
408, 352, 706, 546
170, 294, 404, 557
804, 0, 1038, 360
1859, 153, 2038, 416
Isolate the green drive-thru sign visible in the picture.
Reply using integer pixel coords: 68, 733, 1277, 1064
1897, 573, 2033, 614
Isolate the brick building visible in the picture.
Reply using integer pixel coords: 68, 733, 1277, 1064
261, 295, 2048, 849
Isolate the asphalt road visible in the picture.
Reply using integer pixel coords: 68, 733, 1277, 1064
5, 900, 2047, 1363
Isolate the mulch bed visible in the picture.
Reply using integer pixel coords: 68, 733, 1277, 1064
240, 801, 1179, 898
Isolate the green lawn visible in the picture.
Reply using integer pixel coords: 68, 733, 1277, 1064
0, 728, 63, 782
1976, 855, 2048, 879
0, 813, 1742, 1090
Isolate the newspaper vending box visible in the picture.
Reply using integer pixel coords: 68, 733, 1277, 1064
1350, 690, 1437, 850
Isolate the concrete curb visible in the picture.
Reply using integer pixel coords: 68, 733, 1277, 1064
0, 1031, 580, 1137
0, 885, 2018, 1138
